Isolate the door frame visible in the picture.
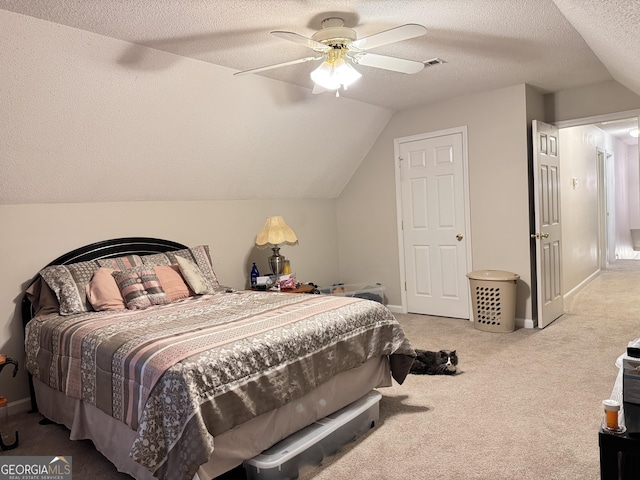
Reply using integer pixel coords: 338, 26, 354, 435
393, 126, 473, 315
596, 148, 617, 268
605, 150, 616, 264
596, 148, 608, 269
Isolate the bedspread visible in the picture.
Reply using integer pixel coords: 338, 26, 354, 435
25, 291, 414, 480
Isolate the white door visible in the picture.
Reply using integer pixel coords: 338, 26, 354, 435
395, 129, 470, 319
532, 120, 563, 328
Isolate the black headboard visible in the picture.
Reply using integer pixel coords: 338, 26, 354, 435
21, 236, 188, 326
21, 237, 188, 413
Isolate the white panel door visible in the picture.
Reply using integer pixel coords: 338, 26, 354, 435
397, 131, 470, 318
532, 120, 563, 328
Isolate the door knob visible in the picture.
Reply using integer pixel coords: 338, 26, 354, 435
531, 233, 550, 239
541, 232, 549, 238
456, 234, 463, 241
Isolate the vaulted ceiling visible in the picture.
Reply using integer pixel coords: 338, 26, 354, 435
1, 1, 639, 204
2, 0, 633, 109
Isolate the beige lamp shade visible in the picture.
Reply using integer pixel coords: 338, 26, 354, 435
255, 216, 298, 249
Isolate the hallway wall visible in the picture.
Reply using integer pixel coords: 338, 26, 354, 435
559, 124, 600, 293
559, 124, 637, 293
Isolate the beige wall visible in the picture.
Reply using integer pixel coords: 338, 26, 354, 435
0, 9, 391, 205
545, 80, 640, 123
0, 200, 338, 405
559, 125, 638, 291
337, 84, 533, 323
558, 125, 601, 293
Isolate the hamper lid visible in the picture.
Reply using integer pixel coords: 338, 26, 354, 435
466, 270, 520, 281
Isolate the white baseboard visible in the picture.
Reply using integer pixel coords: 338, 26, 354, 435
564, 269, 600, 299
518, 317, 536, 329
385, 304, 403, 313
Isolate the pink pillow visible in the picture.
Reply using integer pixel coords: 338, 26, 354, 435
86, 268, 126, 311
154, 265, 191, 302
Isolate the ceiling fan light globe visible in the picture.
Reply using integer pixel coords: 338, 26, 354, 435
334, 58, 362, 87
310, 61, 341, 90
310, 58, 361, 91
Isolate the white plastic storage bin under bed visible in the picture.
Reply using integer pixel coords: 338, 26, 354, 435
243, 390, 382, 480
317, 283, 385, 304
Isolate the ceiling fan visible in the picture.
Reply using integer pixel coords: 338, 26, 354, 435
234, 17, 428, 95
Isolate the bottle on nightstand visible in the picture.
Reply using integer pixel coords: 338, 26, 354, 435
250, 263, 260, 288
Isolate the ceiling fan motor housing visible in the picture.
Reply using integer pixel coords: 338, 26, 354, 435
311, 17, 357, 49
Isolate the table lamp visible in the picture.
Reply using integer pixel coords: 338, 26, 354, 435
255, 216, 298, 275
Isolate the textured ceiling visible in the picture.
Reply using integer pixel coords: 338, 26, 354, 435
2, 1, 639, 205
0, 0, 628, 110
552, 0, 640, 104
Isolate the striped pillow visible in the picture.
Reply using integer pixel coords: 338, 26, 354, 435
111, 265, 170, 310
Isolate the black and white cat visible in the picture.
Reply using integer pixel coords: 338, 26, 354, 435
409, 349, 458, 375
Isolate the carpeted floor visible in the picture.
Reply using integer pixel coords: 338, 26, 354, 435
4, 261, 640, 479
300, 261, 640, 480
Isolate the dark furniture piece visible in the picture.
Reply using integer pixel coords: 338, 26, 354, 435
600, 396, 640, 479
599, 428, 640, 479
251, 283, 315, 294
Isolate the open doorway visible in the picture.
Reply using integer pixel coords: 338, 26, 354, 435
556, 111, 640, 297
595, 118, 640, 260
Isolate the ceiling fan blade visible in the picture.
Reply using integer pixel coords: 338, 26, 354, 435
351, 24, 427, 51
352, 52, 425, 74
234, 56, 322, 76
271, 31, 331, 52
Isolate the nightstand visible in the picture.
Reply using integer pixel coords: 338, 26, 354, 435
251, 284, 315, 294
281, 284, 315, 294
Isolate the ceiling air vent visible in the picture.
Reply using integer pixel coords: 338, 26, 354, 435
423, 58, 445, 67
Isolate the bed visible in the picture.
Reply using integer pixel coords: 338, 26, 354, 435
22, 237, 415, 480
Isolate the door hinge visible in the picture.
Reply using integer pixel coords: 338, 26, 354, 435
404, 281, 407, 291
